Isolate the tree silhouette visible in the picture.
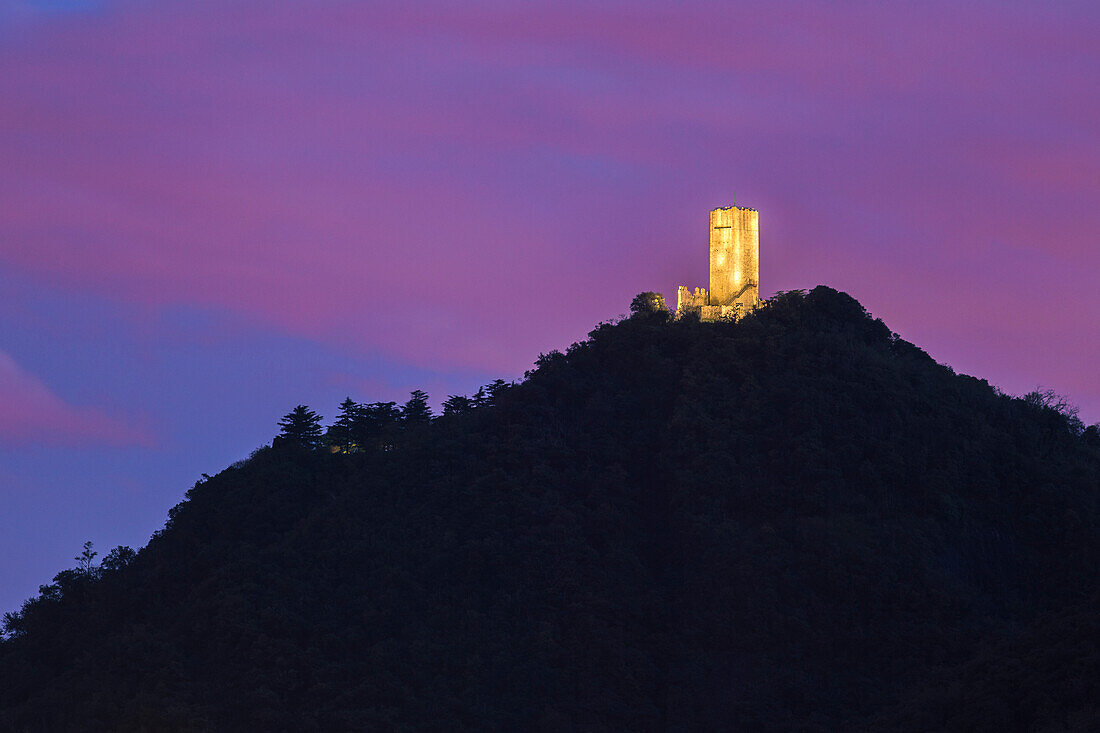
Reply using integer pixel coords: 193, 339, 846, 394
74, 541, 97, 575
485, 379, 510, 405
401, 390, 432, 424
327, 397, 362, 453
1023, 388, 1085, 434
277, 405, 324, 449
101, 546, 136, 572
352, 401, 401, 451
442, 395, 473, 416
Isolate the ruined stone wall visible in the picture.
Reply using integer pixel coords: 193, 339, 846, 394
677, 285, 709, 313
708, 206, 759, 311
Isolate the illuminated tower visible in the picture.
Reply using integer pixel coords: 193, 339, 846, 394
708, 205, 758, 310
677, 203, 760, 320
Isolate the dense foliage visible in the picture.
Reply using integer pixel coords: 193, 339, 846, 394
1, 287, 1097, 731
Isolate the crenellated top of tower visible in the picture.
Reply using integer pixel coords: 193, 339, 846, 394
712, 205, 757, 212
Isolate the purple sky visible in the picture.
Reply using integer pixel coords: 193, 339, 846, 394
1, 0, 1097, 613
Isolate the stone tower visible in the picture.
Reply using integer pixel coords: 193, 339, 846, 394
677, 203, 760, 320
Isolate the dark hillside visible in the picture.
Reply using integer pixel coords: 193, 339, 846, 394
2, 287, 1097, 731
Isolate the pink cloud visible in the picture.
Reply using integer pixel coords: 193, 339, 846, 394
0, 0, 1096, 409
0, 350, 150, 447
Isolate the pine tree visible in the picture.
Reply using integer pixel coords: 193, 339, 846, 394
327, 397, 362, 453
401, 390, 432, 424
277, 405, 324, 449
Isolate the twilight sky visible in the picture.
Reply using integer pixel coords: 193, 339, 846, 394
1, 0, 1097, 613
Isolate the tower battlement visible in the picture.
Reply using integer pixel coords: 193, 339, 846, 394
676, 203, 760, 320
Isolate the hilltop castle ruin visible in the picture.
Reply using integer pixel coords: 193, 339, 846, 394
677, 204, 760, 320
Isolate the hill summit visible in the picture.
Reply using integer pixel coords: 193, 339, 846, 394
2, 287, 1097, 731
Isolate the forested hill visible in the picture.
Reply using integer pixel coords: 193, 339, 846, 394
2, 287, 1098, 731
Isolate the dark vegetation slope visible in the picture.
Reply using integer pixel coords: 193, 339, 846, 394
1, 287, 1098, 731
